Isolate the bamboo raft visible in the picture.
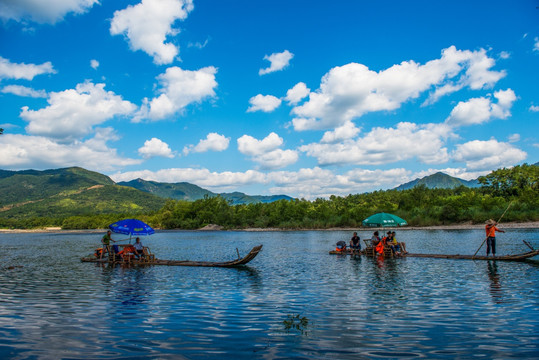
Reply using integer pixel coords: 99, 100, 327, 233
330, 241, 539, 262
81, 245, 263, 267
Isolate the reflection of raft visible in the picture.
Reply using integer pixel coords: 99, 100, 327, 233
81, 245, 263, 267
329, 241, 539, 262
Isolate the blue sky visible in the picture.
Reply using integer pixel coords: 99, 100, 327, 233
0, 0, 537, 199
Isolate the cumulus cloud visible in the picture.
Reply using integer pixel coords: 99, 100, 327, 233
320, 121, 360, 143
90, 59, 99, 69
20, 81, 137, 142
183, 132, 230, 155
110, 0, 194, 65
138, 137, 175, 159
445, 89, 516, 126
285, 82, 310, 105
267, 167, 412, 199
237, 132, 298, 169
109, 166, 412, 199
135, 66, 217, 121
0, 56, 55, 81
0, 0, 98, 24
291, 46, 505, 131
534, 37, 539, 52
530, 105, 539, 112
452, 139, 527, 171
1, 85, 47, 98
247, 94, 281, 113
259, 50, 294, 75
237, 132, 283, 156
0, 130, 141, 171
301, 122, 452, 166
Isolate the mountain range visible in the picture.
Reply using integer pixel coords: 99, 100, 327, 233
117, 178, 293, 205
1, 165, 524, 219
0, 167, 292, 219
394, 172, 480, 191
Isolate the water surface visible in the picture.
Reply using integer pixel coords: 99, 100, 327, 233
0, 229, 538, 359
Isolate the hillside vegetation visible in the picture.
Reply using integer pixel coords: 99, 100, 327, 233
0, 167, 166, 228
0, 164, 537, 230
148, 164, 537, 229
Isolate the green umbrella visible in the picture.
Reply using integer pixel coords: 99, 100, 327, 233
362, 212, 408, 227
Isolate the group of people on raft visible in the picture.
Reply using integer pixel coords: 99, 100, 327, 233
336, 230, 407, 256
335, 218, 505, 257
95, 230, 146, 261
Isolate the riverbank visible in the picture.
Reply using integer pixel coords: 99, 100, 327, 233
1, 221, 538, 233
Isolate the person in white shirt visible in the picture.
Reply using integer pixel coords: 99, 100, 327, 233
133, 237, 145, 259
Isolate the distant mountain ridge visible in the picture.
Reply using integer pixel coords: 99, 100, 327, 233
118, 178, 293, 205
0, 167, 293, 220
0, 167, 166, 218
395, 172, 480, 191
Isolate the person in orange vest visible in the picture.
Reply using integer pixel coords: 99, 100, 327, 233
485, 219, 504, 256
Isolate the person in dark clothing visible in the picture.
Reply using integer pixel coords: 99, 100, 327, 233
350, 232, 361, 254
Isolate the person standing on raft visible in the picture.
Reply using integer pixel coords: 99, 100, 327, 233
485, 219, 504, 257
101, 230, 116, 259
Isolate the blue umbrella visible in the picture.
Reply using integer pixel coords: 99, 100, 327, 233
109, 219, 155, 237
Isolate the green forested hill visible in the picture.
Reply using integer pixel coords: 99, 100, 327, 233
0, 167, 115, 207
117, 178, 212, 200
118, 178, 293, 204
395, 172, 480, 190
0, 168, 166, 224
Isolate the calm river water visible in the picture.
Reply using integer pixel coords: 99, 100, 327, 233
0, 229, 538, 359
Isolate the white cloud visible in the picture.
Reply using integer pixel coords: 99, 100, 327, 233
446, 89, 516, 126
1, 85, 46, 98
109, 166, 413, 199
250, 149, 299, 169
452, 139, 527, 171
237, 132, 298, 169
534, 37, 539, 52
135, 66, 217, 121
301, 122, 452, 166
110, 0, 194, 65
188, 38, 210, 49
508, 134, 520, 143
499, 51, 510, 59
529, 105, 539, 112
291, 46, 505, 131
285, 82, 310, 105
320, 121, 360, 143
0, 0, 98, 24
90, 59, 99, 69
237, 132, 283, 156
0, 56, 55, 81
259, 50, 294, 75
267, 167, 411, 199
247, 94, 281, 113
20, 81, 137, 142
138, 137, 175, 159
0, 130, 141, 171
183, 132, 230, 155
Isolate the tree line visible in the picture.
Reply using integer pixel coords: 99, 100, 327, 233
1, 164, 537, 230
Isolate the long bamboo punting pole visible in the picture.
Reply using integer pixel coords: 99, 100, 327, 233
473, 201, 513, 259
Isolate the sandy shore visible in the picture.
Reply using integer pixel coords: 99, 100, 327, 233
1, 221, 538, 234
